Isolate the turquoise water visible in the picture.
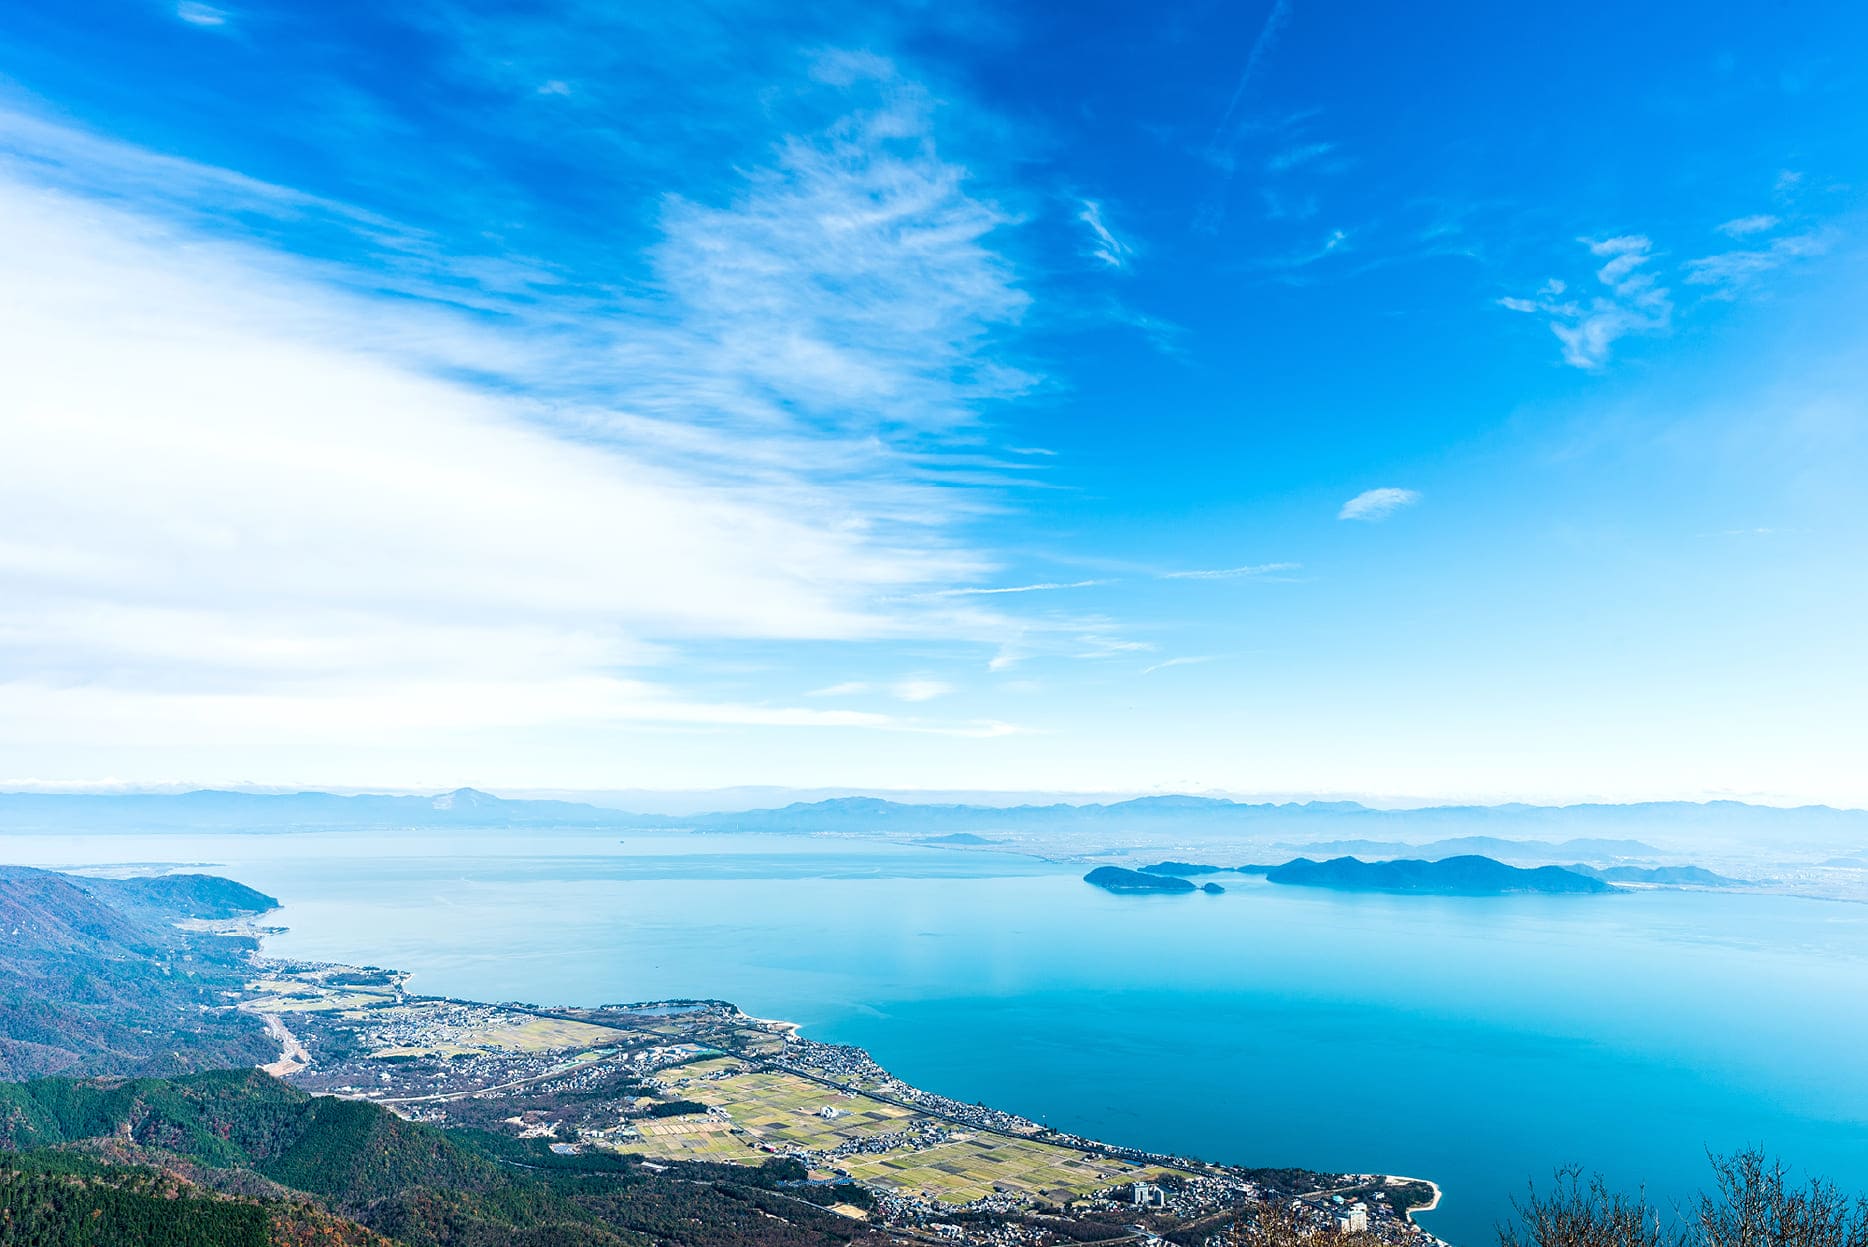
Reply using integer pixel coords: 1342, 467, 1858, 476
12, 828, 1868, 1245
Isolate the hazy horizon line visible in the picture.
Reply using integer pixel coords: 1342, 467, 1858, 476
2, 779, 1861, 816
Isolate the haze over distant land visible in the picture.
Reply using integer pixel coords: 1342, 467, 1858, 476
6, 786, 1866, 859
0, 784, 1856, 820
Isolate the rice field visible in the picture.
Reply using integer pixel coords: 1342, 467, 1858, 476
629, 1063, 1149, 1204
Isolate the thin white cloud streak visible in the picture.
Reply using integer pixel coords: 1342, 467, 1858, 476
1266, 141, 1333, 173
1338, 487, 1420, 521
982, 616, 1158, 673
1140, 655, 1216, 675
1211, 0, 1295, 145
928, 580, 1108, 597
0, 680, 1023, 745
1077, 199, 1133, 269
1160, 562, 1300, 580
1717, 214, 1779, 237
1684, 229, 1829, 297
1262, 227, 1349, 271
808, 677, 954, 702
175, 2, 228, 27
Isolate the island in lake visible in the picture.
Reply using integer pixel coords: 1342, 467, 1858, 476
1084, 865, 1198, 893
1265, 855, 1614, 895
1117, 854, 1618, 896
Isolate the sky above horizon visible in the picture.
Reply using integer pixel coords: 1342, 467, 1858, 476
2, 1, 1865, 805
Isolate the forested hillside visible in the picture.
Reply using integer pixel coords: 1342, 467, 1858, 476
0, 1069, 892, 1247
0, 867, 277, 1079
0, 1149, 391, 1246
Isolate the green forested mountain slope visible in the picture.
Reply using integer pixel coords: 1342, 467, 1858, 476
0, 1148, 393, 1247
0, 867, 277, 1079
0, 1069, 890, 1247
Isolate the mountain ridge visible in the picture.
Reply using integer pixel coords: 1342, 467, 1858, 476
4, 789, 1864, 843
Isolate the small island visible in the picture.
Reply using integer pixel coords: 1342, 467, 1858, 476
1094, 855, 1619, 897
1084, 865, 1198, 893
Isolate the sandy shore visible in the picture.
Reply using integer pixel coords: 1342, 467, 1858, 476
1387, 1174, 1443, 1217
734, 1009, 802, 1036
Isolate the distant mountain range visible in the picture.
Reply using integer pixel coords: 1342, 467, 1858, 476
1280, 835, 1664, 861
1568, 863, 1745, 887
3, 788, 1864, 850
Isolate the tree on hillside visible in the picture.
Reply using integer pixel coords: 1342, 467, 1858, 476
1502, 1153, 1867, 1247
1696, 1149, 1867, 1247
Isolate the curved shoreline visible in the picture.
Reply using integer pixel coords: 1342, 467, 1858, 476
246, 911, 1443, 1239
1389, 1174, 1443, 1217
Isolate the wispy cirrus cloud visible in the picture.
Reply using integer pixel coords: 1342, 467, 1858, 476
1210, 0, 1296, 151
175, 2, 228, 27
1499, 235, 1672, 368
1160, 562, 1301, 580
1338, 487, 1420, 521
1684, 228, 1830, 299
1717, 214, 1779, 237
1264, 227, 1350, 271
1141, 655, 1216, 675
634, 58, 1035, 442
810, 678, 955, 702
0, 54, 1065, 759
1502, 197, 1837, 368
1077, 199, 1133, 270
1266, 141, 1334, 174
927, 580, 1109, 598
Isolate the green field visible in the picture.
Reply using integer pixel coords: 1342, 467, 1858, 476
632, 1064, 1152, 1204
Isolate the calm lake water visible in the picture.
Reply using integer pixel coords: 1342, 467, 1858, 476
12, 827, 1868, 1246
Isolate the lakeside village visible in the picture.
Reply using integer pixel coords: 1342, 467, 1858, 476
242, 956, 1443, 1247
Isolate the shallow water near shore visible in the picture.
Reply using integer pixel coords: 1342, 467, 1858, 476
13, 827, 1868, 1247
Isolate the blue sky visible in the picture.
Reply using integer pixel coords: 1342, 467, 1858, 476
2, 1, 1864, 803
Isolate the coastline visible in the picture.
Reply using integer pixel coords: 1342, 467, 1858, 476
242, 914, 1443, 1243
1389, 1175, 1443, 1217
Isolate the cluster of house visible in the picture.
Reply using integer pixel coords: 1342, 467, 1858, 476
1334, 1201, 1371, 1234
1129, 1181, 1169, 1209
